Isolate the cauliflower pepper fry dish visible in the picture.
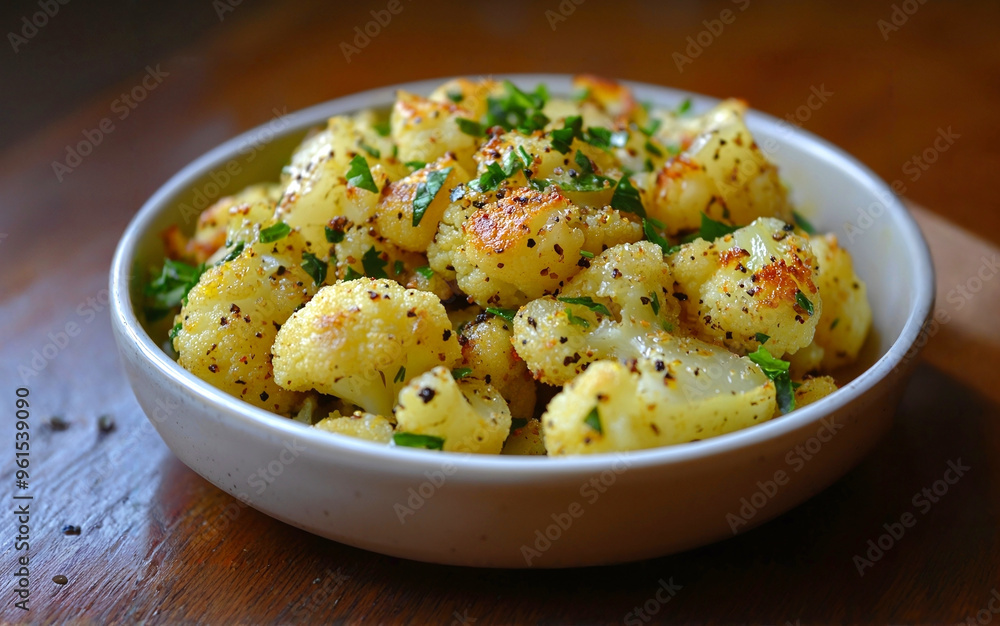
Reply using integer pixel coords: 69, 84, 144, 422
147, 76, 872, 455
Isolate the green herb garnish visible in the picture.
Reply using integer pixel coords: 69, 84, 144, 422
565, 307, 590, 328
456, 117, 486, 137
144, 259, 206, 320
416, 266, 434, 279
393, 432, 445, 450
699, 213, 739, 241
360, 142, 381, 159
830, 318, 840, 330
218, 242, 245, 265
394, 366, 406, 383
551, 115, 583, 154
579, 250, 595, 259
373, 120, 391, 137
346, 154, 378, 193
344, 266, 363, 281
747, 345, 795, 414
793, 211, 816, 235
584, 406, 603, 434
301, 252, 328, 285
412, 167, 452, 227
675, 98, 692, 116
169, 322, 183, 340
485, 307, 517, 324
558, 296, 611, 316
394, 259, 404, 276
649, 291, 661, 315
404, 160, 427, 171
362, 246, 389, 279
325, 225, 345, 243
451, 367, 473, 380
795, 290, 815, 316
446, 91, 464, 103
755, 332, 771, 344
643, 218, 679, 255
259, 221, 290, 243
610, 174, 646, 218
640, 118, 662, 137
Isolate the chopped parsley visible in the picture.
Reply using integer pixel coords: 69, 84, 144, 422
394, 366, 406, 383
362, 246, 389, 279
572, 86, 591, 103
644, 140, 664, 158
610, 174, 646, 217
699, 213, 739, 241
214, 242, 244, 265
416, 266, 434, 279
551, 116, 583, 154
579, 250, 595, 259
675, 98, 692, 116
259, 221, 290, 243
373, 120, 391, 137
558, 296, 611, 316
484, 80, 550, 133
301, 252, 327, 285
640, 118, 662, 137
412, 167, 452, 227
584, 126, 629, 150
485, 307, 517, 324
830, 318, 840, 330
456, 117, 486, 137
747, 345, 795, 414
393, 432, 445, 450
344, 267, 363, 281
468, 149, 530, 193
793, 211, 816, 235
446, 91, 464, 103
404, 160, 427, 171
394, 259, 404, 276
144, 259, 206, 320
360, 142, 381, 159
755, 332, 771, 344
649, 291, 661, 315
169, 322, 183, 341
584, 406, 603, 434
324, 225, 345, 243
565, 307, 590, 328
346, 154, 378, 193
795, 290, 815, 316
643, 218, 679, 255
451, 367, 473, 380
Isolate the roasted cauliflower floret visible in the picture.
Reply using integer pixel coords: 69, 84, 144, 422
315, 411, 395, 443
272, 279, 461, 417
456, 314, 537, 419
430, 187, 588, 307
173, 238, 315, 415
275, 115, 399, 247
806, 234, 872, 370
394, 366, 512, 454
641, 99, 792, 236
542, 332, 776, 455
373, 154, 471, 253
501, 419, 546, 456
668, 217, 822, 356
792, 375, 838, 409
512, 240, 681, 385
185, 183, 279, 262
428, 77, 499, 118
391, 90, 480, 173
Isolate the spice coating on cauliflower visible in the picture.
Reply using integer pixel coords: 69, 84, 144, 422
668, 217, 821, 356
272, 279, 461, 417
394, 366, 512, 454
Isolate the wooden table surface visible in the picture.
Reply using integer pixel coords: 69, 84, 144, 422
2, 1, 998, 623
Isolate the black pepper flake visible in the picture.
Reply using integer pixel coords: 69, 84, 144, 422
443, 330, 452, 341
62, 525, 81, 536
259, 391, 269, 402
49, 415, 69, 431
527, 238, 536, 248
672, 292, 689, 301
418, 388, 436, 403
98, 414, 115, 433
208, 364, 219, 373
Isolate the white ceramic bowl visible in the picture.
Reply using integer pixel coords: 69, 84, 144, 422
110, 75, 934, 568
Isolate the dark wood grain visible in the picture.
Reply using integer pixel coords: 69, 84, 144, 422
2, 1, 999, 623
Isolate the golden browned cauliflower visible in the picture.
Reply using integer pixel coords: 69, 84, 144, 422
542, 332, 776, 455
394, 366, 512, 454
455, 314, 537, 419
314, 411, 395, 443
173, 237, 315, 415
512, 240, 681, 385
668, 217, 822, 356
271, 279, 461, 416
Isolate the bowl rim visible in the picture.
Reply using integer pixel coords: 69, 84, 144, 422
110, 73, 935, 479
